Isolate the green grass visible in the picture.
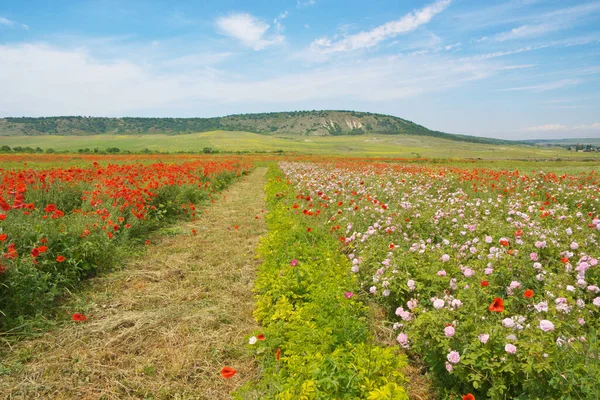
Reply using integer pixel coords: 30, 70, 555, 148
1, 130, 599, 160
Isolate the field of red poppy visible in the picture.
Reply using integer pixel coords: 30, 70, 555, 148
1, 154, 599, 399
0, 155, 252, 332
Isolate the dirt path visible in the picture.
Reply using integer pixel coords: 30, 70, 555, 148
0, 168, 267, 400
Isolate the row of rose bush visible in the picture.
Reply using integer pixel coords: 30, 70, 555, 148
235, 166, 409, 400
279, 161, 600, 399
0, 158, 251, 331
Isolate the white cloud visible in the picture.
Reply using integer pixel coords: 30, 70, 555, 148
215, 13, 284, 51
495, 64, 535, 70
309, 0, 451, 53
0, 16, 28, 30
498, 79, 581, 92
297, 0, 316, 9
468, 35, 600, 61
452, 0, 543, 31
476, 2, 600, 43
489, 23, 562, 42
273, 11, 289, 31
276, 11, 289, 21
456, 0, 598, 34
543, 2, 600, 19
574, 123, 600, 130
525, 124, 568, 132
468, 45, 549, 60
0, 43, 499, 116
525, 123, 600, 132
444, 42, 461, 50
0, 16, 14, 26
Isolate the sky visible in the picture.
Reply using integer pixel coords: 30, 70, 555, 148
0, 0, 599, 140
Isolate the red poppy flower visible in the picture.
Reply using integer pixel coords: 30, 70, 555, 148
523, 289, 534, 298
31, 248, 40, 258
499, 239, 509, 247
37, 246, 48, 253
257, 333, 265, 340
561, 257, 569, 264
0, 234, 7, 242
56, 255, 66, 262
0, 214, 6, 220
220, 366, 237, 379
489, 297, 504, 312
51, 210, 64, 219
72, 313, 87, 322
481, 280, 489, 287
276, 348, 281, 361
144, 240, 151, 245
191, 229, 197, 235
307, 227, 312, 232
463, 394, 475, 400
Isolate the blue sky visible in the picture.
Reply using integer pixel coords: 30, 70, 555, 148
0, 0, 599, 139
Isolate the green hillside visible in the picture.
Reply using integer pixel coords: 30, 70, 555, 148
0, 111, 512, 145
1, 130, 598, 160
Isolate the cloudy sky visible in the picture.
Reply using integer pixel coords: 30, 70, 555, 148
0, 0, 599, 139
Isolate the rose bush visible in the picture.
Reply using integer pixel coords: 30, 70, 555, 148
279, 161, 600, 399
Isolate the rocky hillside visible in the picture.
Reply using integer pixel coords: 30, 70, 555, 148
0, 110, 512, 145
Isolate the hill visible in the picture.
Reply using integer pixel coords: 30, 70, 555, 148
0, 111, 512, 145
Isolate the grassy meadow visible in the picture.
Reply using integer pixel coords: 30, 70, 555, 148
2, 130, 599, 159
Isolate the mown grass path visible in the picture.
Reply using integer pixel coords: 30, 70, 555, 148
0, 167, 268, 399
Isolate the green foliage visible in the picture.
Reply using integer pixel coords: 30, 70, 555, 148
202, 147, 219, 154
0, 213, 120, 318
326, 122, 343, 136
235, 167, 408, 399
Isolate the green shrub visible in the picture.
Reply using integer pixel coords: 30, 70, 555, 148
235, 167, 408, 399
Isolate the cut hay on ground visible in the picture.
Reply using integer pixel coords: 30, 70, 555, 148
0, 168, 268, 400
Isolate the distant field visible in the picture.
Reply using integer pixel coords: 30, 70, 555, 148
1, 130, 599, 160
526, 138, 600, 145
